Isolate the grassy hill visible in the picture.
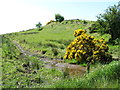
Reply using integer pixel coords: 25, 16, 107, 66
1, 19, 120, 88
7, 20, 94, 59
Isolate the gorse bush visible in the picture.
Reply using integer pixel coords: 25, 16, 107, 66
46, 20, 55, 25
64, 29, 112, 64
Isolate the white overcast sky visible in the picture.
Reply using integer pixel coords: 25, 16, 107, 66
0, 0, 119, 34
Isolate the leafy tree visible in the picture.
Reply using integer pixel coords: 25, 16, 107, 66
55, 14, 64, 22
36, 22, 42, 28
89, 2, 120, 40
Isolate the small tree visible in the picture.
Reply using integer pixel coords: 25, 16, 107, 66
36, 22, 42, 28
55, 14, 64, 22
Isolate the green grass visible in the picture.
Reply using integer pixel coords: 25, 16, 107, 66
7, 20, 93, 59
1, 20, 120, 88
108, 44, 120, 59
8, 21, 113, 59
0, 36, 2, 89
44, 60, 120, 88
2, 36, 63, 88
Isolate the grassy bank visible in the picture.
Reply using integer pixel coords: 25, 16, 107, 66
7, 20, 94, 59
44, 60, 120, 88
2, 36, 63, 88
1, 20, 120, 88
2, 37, 119, 88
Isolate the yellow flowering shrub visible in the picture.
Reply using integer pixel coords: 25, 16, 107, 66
74, 29, 86, 37
64, 29, 112, 64
46, 20, 55, 25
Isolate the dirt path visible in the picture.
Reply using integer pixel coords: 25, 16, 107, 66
13, 40, 86, 76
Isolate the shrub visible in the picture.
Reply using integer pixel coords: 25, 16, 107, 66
83, 20, 87, 24
64, 29, 112, 64
52, 48, 59, 56
46, 20, 55, 25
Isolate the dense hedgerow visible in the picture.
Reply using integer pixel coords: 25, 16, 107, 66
64, 29, 112, 64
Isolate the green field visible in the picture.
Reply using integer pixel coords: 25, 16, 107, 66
1, 20, 120, 88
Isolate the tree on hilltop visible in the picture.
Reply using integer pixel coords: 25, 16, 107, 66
55, 14, 64, 22
36, 22, 42, 28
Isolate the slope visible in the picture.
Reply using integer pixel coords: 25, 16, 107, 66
8, 20, 94, 59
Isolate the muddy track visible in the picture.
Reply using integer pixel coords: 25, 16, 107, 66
13, 40, 86, 76
13, 40, 63, 62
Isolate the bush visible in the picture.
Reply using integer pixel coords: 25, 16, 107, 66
83, 20, 87, 24
52, 48, 59, 56
64, 29, 112, 64
46, 20, 55, 25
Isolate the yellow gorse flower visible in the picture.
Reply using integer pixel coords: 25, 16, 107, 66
64, 29, 112, 63
74, 29, 86, 37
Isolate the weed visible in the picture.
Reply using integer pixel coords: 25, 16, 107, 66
52, 48, 59, 56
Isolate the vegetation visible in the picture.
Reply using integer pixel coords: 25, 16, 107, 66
36, 22, 42, 31
64, 29, 112, 64
1, 18, 119, 88
1, 2, 120, 89
45, 60, 120, 88
89, 3, 120, 40
36, 22, 42, 28
55, 14, 64, 22
46, 20, 55, 25
8, 20, 92, 59
2, 36, 63, 88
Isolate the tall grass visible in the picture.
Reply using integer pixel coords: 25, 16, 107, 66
2, 36, 64, 88
44, 60, 120, 88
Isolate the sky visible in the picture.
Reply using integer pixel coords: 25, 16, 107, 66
0, 0, 119, 34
